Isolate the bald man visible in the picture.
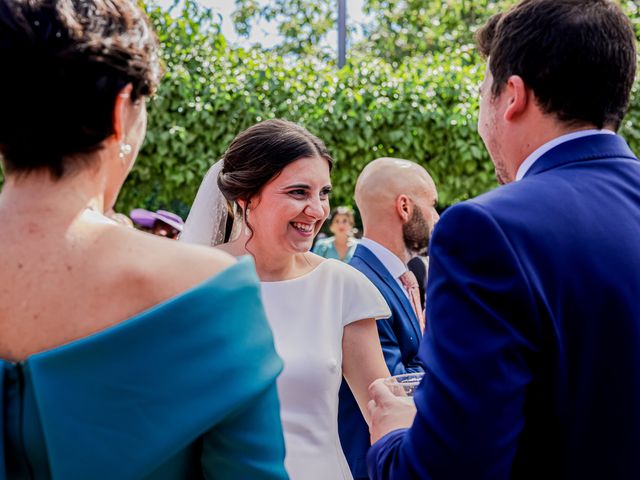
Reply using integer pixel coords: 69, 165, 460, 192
338, 157, 439, 479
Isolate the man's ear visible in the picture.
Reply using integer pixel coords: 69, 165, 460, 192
503, 75, 529, 122
112, 84, 134, 142
395, 194, 411, 223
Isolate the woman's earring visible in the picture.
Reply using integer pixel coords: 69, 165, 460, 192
244, 207, 251, 236
119, 142, 132, 163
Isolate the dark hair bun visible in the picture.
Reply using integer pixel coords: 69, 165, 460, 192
0, 0, 161, 178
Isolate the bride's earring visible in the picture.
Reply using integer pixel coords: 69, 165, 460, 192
244, 206, 251, 236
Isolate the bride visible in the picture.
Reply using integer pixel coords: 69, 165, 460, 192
181, 119, 391, 479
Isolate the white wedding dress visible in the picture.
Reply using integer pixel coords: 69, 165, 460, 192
260, 259, 390, 479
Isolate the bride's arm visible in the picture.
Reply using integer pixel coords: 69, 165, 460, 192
342, 318, 391, 426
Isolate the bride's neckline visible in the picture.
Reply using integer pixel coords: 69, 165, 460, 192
260, 258, 334, 285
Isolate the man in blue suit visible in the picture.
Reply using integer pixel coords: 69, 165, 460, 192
338, 157, 439, 479
367, 1, 640, 478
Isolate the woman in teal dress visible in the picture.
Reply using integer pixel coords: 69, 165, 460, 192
0, 1, 286, 478
312, 206, 359, 262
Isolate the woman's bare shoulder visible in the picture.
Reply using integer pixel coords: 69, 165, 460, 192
110, 228, 236, 299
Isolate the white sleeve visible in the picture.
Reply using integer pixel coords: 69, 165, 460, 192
337, 262, 391, 326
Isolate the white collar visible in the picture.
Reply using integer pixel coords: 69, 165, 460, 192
81, 208, 117, 225
359, 237, 407, 279
515, 129, 615, 181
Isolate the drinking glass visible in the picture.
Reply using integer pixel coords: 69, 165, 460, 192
383, 372, 425, 398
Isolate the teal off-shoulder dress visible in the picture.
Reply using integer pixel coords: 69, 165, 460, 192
1, 258, 287, 480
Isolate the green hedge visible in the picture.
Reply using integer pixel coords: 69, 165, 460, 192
118, 2, 496, 216
2, 1, 639, 219
117, 1, 640, 217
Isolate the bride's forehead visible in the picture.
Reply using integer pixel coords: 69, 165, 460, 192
271, 156, 331, 183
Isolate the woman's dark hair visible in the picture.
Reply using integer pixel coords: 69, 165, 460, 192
330, 206, 354, 226
218, 119, 334, 206
476, 0, 637, 130
0, 0, 161, 178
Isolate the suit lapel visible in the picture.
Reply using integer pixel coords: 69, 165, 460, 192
353, 245, 422, 338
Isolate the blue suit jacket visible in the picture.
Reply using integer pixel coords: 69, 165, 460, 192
339, 244, 425, 478
368, 134, 640, 479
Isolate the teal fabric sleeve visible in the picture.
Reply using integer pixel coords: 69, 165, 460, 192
202, 382, 286, 479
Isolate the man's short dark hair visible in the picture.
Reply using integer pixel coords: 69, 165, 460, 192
476, 0, 637, 130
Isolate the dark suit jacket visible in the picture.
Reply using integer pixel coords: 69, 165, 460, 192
407, 255, 428, 310
368, 134, 640, 479
339, 244, 425, 478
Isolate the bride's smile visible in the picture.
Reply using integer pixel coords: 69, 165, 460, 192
248, 154, 332, 255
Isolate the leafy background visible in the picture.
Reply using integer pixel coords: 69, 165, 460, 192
119, 0, 640, 218
2, 0, 639, 219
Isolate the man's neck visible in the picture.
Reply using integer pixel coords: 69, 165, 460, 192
515, 128, 614, 181
361, 229, 409, 263
509, 118, 602, 181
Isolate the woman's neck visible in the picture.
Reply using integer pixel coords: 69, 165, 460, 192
255, 253, 310, 282
221, 236, 311, 282
333, 233, 348, 246
0, 169, 107, 227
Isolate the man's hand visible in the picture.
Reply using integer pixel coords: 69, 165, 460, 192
368, 378, 417, 444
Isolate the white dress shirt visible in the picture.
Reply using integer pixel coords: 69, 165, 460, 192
359, 237, 409, 297
516, 129, 615, 181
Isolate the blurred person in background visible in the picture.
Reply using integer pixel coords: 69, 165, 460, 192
0, 1, 286, 478
106, 209, 134, 227
131, 208, 184, 239
312, 206, 359, 262
407, 254, 428, 311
